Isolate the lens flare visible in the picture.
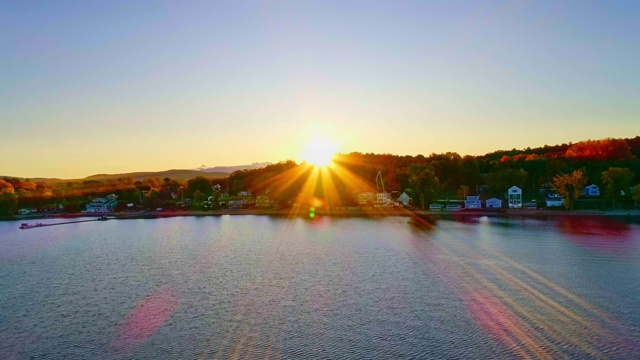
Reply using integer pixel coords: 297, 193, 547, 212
302, 136, 338, 167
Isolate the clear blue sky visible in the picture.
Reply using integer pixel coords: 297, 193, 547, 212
1, 1, 639, 178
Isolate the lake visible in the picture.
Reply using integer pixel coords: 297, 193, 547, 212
1, 215, 639, 359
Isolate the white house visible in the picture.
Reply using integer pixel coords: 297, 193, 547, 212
256, 195, 270, 208
429, 203, 443, 211
238, 191, 251, 197
359, 192, 374, 205
86, 195, 118, 213
227, 199, 247, 209
507, 186, 522, 209
375, 192, 393, 207
545, 194, 564, 207
397, 192, 411, 207
464, 195, 482, 209
486, 198, 502, 209
582, 184, 600, 197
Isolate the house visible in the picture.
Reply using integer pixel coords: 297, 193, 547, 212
464, 195, 482, 209
507, 186, 522, 209
86, 195, 118, 213
397, 192, 411, 207
359, 192, 374, 205
582, 184, 600, 197
545, 194, 564, 207
486, 198, 502, 209
18, 208, 35, 215
256, 195, 270, 208
429, 203, 442, 211
227, 199, 247, 209
238, 191, 251, 197
375, 192, 393, 207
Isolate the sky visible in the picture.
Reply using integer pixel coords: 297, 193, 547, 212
1, 1, 639, 179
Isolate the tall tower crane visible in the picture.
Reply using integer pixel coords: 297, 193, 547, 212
376, 171, 386, 193
375, 171, 393, 206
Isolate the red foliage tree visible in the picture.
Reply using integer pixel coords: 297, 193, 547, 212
565, 139, 633, 161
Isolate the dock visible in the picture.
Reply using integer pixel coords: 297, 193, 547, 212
19, 216, 109, 229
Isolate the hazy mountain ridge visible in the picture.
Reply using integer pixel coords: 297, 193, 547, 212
1, 170, 227, 183
84, 170, 229, 182
1, 163, 272, 183
196, 162, 272, 173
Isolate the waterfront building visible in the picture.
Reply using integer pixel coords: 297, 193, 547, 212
507, 186, 522, 209
464, 195, 482, 209
486, 198, 502, 209
582, 184, 600, 197
359, 192, 374, 205
397, 192, 411, 207
86, 195, 118, 212
256, 195, 270, 208
375, 192, 393, 207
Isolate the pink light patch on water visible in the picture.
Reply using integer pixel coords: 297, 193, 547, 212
114, 287, 180, 352
555, 217, 635, 257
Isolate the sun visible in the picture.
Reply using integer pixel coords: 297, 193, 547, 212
302, 136, 338, 167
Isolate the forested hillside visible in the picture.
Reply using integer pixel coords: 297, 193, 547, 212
2, 137, 639, 215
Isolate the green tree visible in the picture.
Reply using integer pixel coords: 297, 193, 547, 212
486, 169, 528, 198
211, 189, 222, 209
193, 190, 206, 206
0, 193, 17, 216
633, 184, 640, 209
187, 176, 212, 198
460, 156, 482, 188
409, 165, 439, 210
601, 167, 634, 209
143, 189, 162, 209
552, 170, 587, 210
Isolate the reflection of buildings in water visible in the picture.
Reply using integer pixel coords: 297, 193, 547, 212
555, 216, 634, 256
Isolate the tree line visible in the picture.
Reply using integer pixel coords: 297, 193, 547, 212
2, 137, 639, 216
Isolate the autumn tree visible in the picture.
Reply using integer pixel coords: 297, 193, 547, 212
0, 179, 15, 195
601, 167, 634, 209
565, 138, 633, 161
552, 170, 587, 210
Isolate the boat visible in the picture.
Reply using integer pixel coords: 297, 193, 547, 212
97, 216, 109, 221
19, 223, 45, 229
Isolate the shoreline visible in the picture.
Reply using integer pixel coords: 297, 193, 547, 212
6, 207, 640, 222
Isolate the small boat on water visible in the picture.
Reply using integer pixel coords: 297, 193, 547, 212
19, 223, 45, 229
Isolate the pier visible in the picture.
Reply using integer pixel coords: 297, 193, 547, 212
19, 216, 109, 229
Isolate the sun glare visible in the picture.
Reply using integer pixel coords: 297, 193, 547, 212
302, 137, 338, 167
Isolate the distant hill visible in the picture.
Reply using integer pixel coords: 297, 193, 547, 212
0, 176, 65, 184
83, 169, 229, 182
196, 162, 271, 173
0, 163, 270, 183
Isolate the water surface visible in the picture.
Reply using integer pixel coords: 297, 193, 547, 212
1, 215, 639, 359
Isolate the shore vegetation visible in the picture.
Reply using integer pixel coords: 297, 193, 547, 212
2, 136, 640, 217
